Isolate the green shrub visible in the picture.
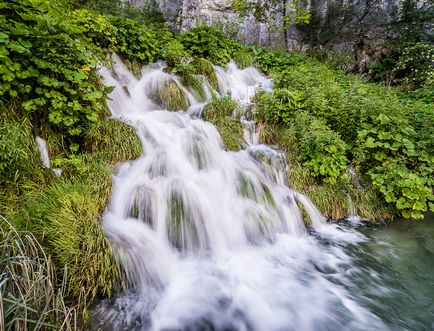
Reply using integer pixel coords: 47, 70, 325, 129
394, 43, 434, 88
108, 16, 161, 63
180, 26, 239, 66
255, 89, 306, 124
234, 46, 255, 69
356, 113, 433, 219
162, 39, 190, 69
275, 112, 348, 183
0, 0, 109, 143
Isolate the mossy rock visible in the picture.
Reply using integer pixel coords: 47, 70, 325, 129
124, 58, 142, 80
85, 118, 142, 163
181, 73, 206, 102
214, 117, 243, 151
192, 58, 219, 90
202, 96, 240, 122
153, 80, 189, 111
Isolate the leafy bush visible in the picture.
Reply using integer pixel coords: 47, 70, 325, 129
255, 89, 306, 124
394, 42, 434, 87
356, 113, 433, 219
180, 26, 239, 66
0, 0, 108, 141
272, 112, 348, 183
108, 16, 161, 63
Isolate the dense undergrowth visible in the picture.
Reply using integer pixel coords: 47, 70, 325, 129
0, 0, 433, 328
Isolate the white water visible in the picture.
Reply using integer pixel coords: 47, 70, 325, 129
94, 55, 384, 330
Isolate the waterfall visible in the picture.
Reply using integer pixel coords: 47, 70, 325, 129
94, 55, 383, 330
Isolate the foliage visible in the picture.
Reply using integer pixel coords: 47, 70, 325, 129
107, 16, 161, 63
233, 46, 255, 69
180, 26, 239, 66
214, 117, 244, 151
0, 0, 109, 141
0, 218, 78, 330
85, 118, 142, 163
21, 162, 121, 303
162, 39, 190, 69
71, 0, 165, 24
252, 46, 304, 74
356, 113, 433, 219
393, 43, 434, 87
202, 97, 243, 150
154, 80, 189, 111
202, 96, 241, 122
255, 89, 305, 124
0, 116, 38, 184
262, 58, 433, 218
192, 58, 219, 90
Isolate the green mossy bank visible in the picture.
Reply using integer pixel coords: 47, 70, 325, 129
0, 0, 433, 328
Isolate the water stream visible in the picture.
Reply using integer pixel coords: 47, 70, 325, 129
92, 55, 433, 330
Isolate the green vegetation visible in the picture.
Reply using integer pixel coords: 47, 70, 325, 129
202, 96, 244, 151
255, 59, 433, 219
1, 0, 432, 328
0, 218, 78, 330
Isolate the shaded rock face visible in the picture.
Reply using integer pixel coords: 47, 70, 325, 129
153, 0, 408, 50
140, 0, 425, 71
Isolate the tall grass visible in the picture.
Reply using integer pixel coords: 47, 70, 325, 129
0, 217, 78, 330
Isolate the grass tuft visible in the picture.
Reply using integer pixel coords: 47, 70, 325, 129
85, 118, 142, 163
192, 58, 219, 90
0, 217, 78, 330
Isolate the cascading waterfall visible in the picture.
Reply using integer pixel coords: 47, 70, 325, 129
94, 55, 384, 330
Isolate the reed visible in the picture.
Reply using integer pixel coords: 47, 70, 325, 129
0, 217, 78, 330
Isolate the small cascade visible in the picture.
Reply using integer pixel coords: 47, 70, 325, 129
35, 136, 51, 168
94, 55, 383, 330
35, 136, 62, 176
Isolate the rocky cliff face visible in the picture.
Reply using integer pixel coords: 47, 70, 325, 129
137, 0, 427, 72
154, 0, 407, 50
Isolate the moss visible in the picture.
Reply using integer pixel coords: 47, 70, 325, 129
124, 58, 142, 79
155, 80, 189, 111
214, 117, 243, 151
202, 97, 244, 151
85, 118, 142, 163
192, 58, 219, 90
181, 73, 206, 102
